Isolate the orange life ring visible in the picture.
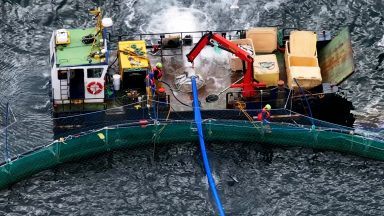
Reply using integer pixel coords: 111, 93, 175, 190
87, 81, 103, 95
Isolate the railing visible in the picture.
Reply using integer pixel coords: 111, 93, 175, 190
0, 103, 383, 186
0, 102, 17, 163
106, 29, 246, 57
52, 83, 107, 113
107, 29, 246, 43
0, 96, 350, 163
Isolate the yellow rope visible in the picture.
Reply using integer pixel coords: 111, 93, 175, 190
234, 101, 261, 129
152, 104, 172, 159
89, 7, 103, 53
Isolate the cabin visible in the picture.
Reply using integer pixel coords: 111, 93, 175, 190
50, 8, 112, 112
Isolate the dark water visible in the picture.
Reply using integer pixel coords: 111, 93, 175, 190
0, 0, 384, 215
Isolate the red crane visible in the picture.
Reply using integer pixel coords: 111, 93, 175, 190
186, 32, 265, 98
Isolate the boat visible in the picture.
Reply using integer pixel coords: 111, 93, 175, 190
50, 8, 356, 133
0, 8, 383, 209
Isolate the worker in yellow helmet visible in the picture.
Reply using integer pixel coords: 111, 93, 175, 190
146, 62, 164, 106
152, 63, 163, 79
257, 104, 271, 123
152, 62, 163, 93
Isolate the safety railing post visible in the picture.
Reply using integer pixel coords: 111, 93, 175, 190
3, 102, 10, 163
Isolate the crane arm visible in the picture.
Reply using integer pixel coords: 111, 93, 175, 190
186, 32, 253, 64
186, 32, 265, 97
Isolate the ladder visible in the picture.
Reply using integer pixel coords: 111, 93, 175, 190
59, 79, 69, 101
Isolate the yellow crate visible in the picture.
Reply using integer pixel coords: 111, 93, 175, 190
284, 30, 322, 89
287, 66, 322, 89
229, 38, 255, 71
118, 40, 149, 71
289, 31, 317, 57
253, 54, 279, 87
246, 27, 277, 53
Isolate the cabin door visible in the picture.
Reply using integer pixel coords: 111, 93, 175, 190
69, 69, 85, 99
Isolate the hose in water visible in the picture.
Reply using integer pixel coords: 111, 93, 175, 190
191, 76, 225, 216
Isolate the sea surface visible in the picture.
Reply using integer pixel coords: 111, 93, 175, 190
0, 0, 384, 215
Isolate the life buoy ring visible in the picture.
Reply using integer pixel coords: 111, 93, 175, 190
87, 81, 103, 95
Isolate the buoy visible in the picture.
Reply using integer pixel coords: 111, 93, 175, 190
134, 105, 141, 110
87, 81, 103, 95
97, 133, 105, 140
139, 119, 149, 128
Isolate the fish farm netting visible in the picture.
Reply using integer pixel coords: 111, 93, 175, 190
0, 99, 383, 190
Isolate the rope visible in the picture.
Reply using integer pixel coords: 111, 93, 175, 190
152, 104, 172, 159
234, 101, 263, 130
0, 104, 17, 134
151, 93, 158, 121
161, 80, 192, 107
284, 89, 292, 109
3, 103, 10, 162
293, 78, 315, 127
51, 100, 145, 120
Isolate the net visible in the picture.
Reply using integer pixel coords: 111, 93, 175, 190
0, 99, 383, 191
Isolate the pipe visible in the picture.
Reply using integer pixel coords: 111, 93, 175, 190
191, 76, 225, 216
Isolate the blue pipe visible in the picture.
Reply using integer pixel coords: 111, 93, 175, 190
191, 76, 225, 216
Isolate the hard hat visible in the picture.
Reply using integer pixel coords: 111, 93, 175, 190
265, 104, 271, 111
156, 62, 163, 69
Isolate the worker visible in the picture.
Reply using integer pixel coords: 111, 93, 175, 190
146, 62, 164, 106
152, 62, 163, 92
257, 104, 271, 123
145, 70, 156, 106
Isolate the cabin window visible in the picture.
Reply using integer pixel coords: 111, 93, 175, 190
87, 68, 103, 78
58, 70, 68, 80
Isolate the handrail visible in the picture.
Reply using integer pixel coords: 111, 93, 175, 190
107, 29, 246, 42
3, 102, 10, 162
293, 78, 315, 127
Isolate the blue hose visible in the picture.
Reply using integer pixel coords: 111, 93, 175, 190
191, 76, 225, 216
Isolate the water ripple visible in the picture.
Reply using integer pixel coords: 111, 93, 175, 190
0, 0, 384, 215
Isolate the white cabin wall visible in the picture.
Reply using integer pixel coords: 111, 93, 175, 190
52, 65, 108, 104
84, 65, 108, 103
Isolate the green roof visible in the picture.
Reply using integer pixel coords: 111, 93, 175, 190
56, 28, 105, 67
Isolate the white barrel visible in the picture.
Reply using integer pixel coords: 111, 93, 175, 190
113, 74, 121, 91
